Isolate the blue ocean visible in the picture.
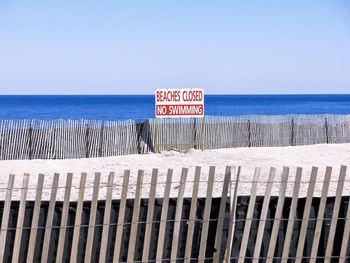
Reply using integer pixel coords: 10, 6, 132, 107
0, 95, 349, 120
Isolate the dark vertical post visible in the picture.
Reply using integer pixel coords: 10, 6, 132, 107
136, 121, 143, 154
98, 122, 104, 157
29, 123, 33, 160
325, 117, 329, 144
291, 118, 294, 146
248, 120, 251, 147
86, 124, 89, 158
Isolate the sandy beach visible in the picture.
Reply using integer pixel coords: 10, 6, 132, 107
0, 143, 349, 201
0, 144, 350, 200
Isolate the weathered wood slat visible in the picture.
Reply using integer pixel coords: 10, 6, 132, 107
12, 173, 30, 263
26, 173, 45, 263
84, 172, 101, 262
266, 166, 290, 263
339, 196, 350, 263
198, 166, 215, 263
213, 166, 231, 263
55, 173, 73, 263
17, 121, 25, 159
184, 166, 201, 263
0, 174, 15, 261
309, 166, 332, 263
99, 172, 114, 262
295, 166, 318, 263
1, 163, 350, 262
41, 173, 60, 263
170, 168, 188, 262
238, 167, 260, 263
0, 115, 350, 160
141, 168, 158, 262
113, 170, 130, 262
224, 166, 241, 263
156, 169, 173, 262
281, 167, 303, 263
253, 167, 276, 263
8, 121, 15, 160
70, 172, 87, 263
325, 165, 347, 263
127, 170, 144, 262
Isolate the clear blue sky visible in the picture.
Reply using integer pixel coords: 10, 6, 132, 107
0, 0, 349, 95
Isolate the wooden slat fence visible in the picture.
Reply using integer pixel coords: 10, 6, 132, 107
0, 165, 349, 262
1, 114, 350, 160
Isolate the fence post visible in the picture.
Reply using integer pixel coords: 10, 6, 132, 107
86, 124, 89, 158
29, 123, 33, 160
136, 121, 143, 154
193, 118, 198, 149
98, 122, 104, 157
325, 117, 329, 144
291, 118, 294, 146
247, 120, 251, 147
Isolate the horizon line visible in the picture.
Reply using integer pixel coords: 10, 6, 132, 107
1, 93, 350, 96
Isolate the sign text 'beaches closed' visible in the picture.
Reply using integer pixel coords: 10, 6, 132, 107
155, 88, 204, 118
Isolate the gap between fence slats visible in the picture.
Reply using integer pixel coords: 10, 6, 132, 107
184, 166, 201, 263
70, 172, 87, 263
253, 167, 276, 263
224, 166, 240, 263
113, 170, 130, 262
41, 173, 60, 263
309, 166, 332, 263
156, 169, 173, 262
11, 173, 29, 263
127, 170, 144, 263
198, 166, 215, 263
55, 173, 73, 263
339, 194, 350, 263
325, 165, 347, 263
170, 168, 188, 262
238, 168, 260, 263
84, 172, 101, 263
141, 168, 158, 262
281, 167, 302, 263
99, 172, 114, 263
295, 167, 318, 263
213, 166, 231, 263
26, 173, 45, 263
266, 167, 290, 263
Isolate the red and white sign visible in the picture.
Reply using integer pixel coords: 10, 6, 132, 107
155, 88, 204, 118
